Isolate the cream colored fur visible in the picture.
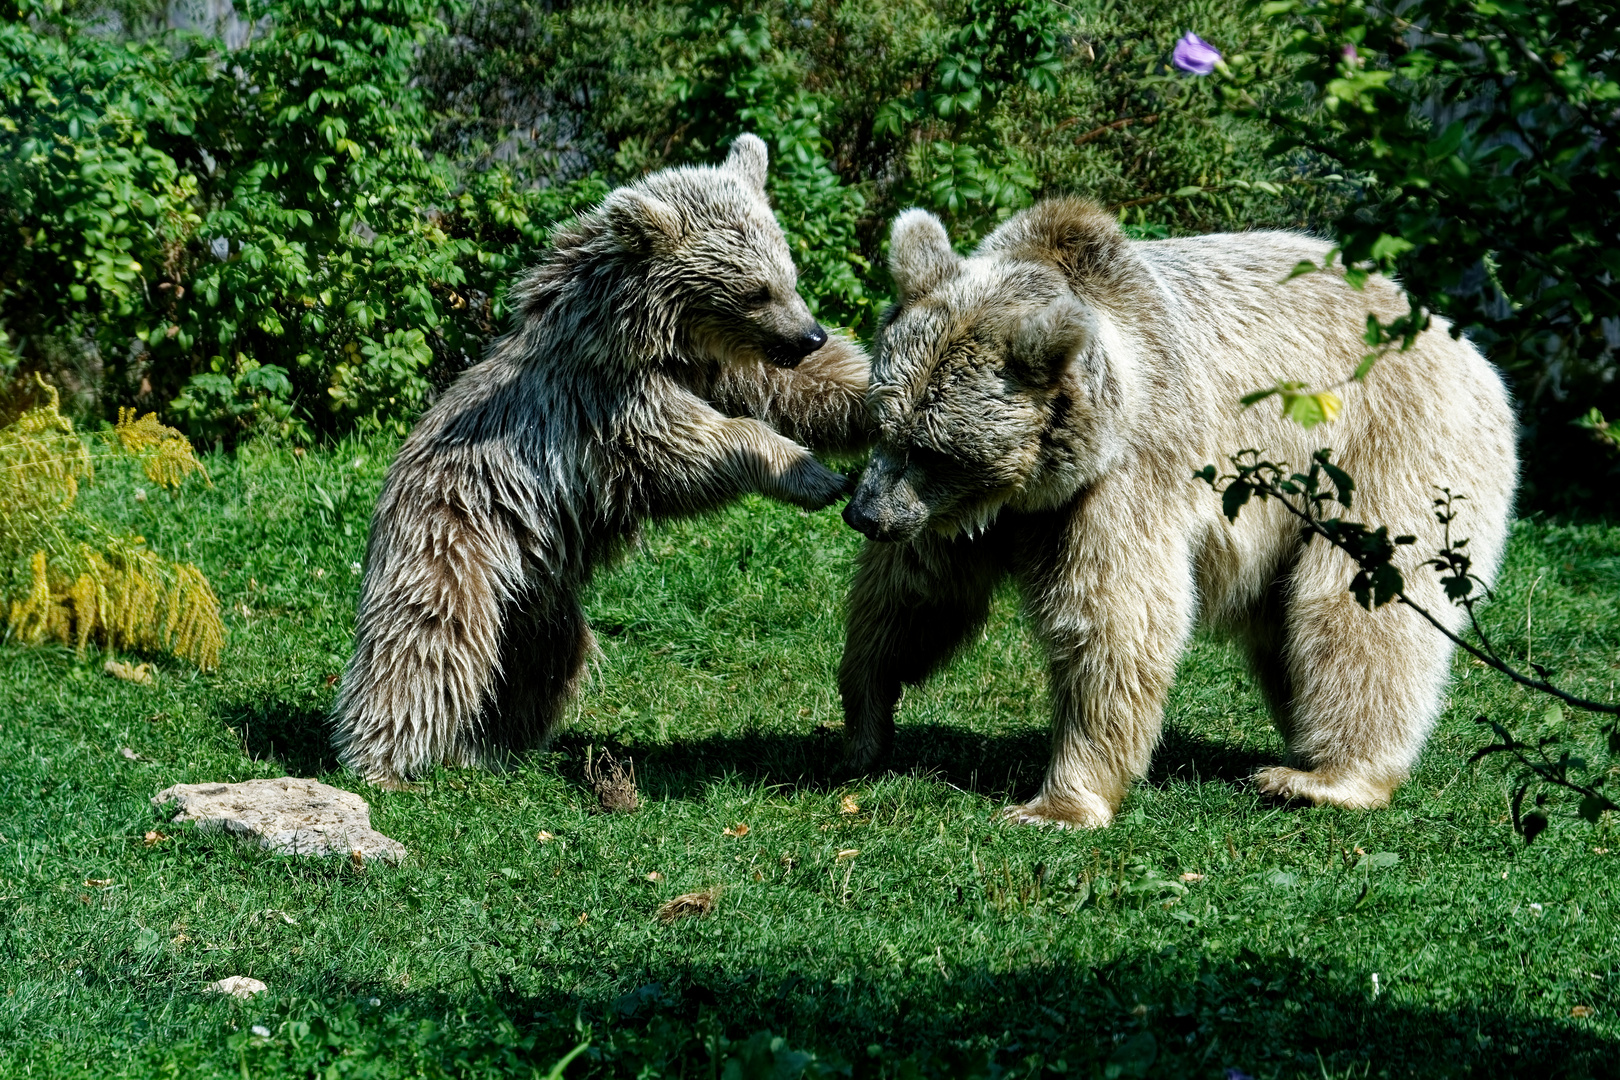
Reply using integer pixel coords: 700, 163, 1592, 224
840, 199, 1517, 826
333, 136, 870, 788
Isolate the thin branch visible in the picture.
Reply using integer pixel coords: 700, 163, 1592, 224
1068, 114, 1159, 146
1222, 461, 1618, 715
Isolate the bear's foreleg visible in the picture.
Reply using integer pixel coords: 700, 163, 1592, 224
1011, 520, 1195, 828
710, 335, 873, 452
839, 537, 1002, 774
640, 383, 849, 514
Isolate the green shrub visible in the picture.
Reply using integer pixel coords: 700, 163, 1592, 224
0, 0, 603, 441
2, 0, 1343, 437
1221, 0, 1620, 512
421, 0, 1348, 333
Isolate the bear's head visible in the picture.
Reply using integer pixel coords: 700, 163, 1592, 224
844, 202, 1137, 543
603, 134, 828, 368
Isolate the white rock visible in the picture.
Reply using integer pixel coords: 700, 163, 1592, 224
153, 777, 405, 865
205, 976, 267, 999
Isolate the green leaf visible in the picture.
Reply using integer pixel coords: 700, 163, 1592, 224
1369, 233, 1415, 264
1317, 458, 1355, 506
1221, 481, 1252, 523
1281, 389, 1341, 429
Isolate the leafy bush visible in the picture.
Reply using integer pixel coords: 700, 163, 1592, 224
422, 0, 1348, 333
1220, 0, 1620, 511
0, 0, 603, 440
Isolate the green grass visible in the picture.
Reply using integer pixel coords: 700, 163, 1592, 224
1, 437, 1618, 1078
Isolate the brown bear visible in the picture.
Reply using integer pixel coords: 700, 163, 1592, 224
838, 199, 1517, 826
333, 135, 870, 789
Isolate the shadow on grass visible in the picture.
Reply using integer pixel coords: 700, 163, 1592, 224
1146, 725, 1276, 789
209, 689, 1275, 807
89, 950, 1618, 1078
228, 697, 340, 777
551, 722, 1279, 805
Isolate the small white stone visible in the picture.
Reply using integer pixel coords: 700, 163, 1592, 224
251, 1024, 271, 1038
206, 976, 267, 999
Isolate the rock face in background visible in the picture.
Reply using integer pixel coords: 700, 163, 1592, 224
152, 778, 406, 865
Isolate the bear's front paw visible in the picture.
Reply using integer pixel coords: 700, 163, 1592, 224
1252, 766, 1394, 810
1000, 792, 1115, 829
836, 739, 888, 778
788, 465, 849, 511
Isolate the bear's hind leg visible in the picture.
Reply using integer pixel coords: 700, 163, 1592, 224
456, 599, 596, 771
334, 499, 520, 789
1256, 578, 1452, 810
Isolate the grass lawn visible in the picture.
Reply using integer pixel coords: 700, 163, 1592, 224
1, 437, 1617, 1078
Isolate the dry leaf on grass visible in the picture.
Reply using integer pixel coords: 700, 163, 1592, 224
657, 887, 719, 924
836, 848, 860, 860
119, 747, 143, 761
723, 823, 750, 837
839, 795, 859, 815
536, 831, 556, 843
585, 748, 639, 813
1180, 872, 1205, 882
143, 831, 167, 847
104, 660, 153, 685
646, 871, 664, 882
1572, 1005, 1595, 1018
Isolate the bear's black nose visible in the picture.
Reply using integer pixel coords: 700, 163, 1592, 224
796, 324, 828, 355
842, 498, 887, 541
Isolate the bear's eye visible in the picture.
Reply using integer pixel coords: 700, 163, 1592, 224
741, 285, 771, 308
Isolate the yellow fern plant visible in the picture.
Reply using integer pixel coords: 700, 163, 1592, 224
2, 377, 225, 670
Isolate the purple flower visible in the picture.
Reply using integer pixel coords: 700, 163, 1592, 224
1342, 43, 1360, 65
1172, 32, 1222, 76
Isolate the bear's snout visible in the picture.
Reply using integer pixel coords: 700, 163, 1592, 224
842, 496, 886, 540
767, 323, 829, 369
843, 467, 927, 542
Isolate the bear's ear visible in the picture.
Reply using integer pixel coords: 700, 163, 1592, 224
1010, 295, 1094, 387
889, 209, 960, 303
605, 189, 684, 255
725, 134, 770, 194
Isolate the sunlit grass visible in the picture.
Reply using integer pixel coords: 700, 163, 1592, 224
0, 438, 1616, 1077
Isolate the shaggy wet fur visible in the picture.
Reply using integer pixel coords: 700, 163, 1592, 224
334, 136, 870, 788
840, 200, 1517, 826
